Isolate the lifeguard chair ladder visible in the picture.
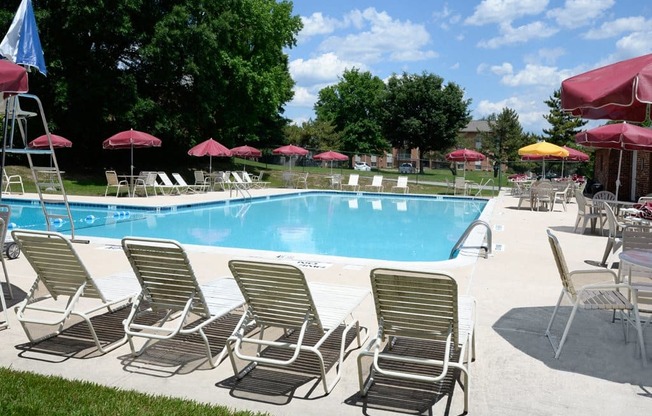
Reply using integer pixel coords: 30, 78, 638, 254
1, 94, 78, 241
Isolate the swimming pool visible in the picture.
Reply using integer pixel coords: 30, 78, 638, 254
3, 192, 489, 262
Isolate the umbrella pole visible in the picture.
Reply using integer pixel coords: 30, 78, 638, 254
130, 145, 134, 178
209, 155, 212, 174
615, 149, 623, 198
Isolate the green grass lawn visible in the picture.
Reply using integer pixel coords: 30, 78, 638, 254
0, 368, 266, 416
4, 161, 507, 197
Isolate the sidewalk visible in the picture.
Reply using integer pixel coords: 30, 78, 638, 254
0, 190, 650, 415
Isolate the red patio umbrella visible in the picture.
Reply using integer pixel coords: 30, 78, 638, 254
445, 148, 485, 178
313, 150, 348, 174
28, 134, 73, 149
575, 122, 652, 197
273, 144, 309, 171
102, 129, 162, 178
561, 53, 652, 122
0, 60, 28, 96
230, 145, 262, 158
230, 145, 262, 171
188, 138, 232, 173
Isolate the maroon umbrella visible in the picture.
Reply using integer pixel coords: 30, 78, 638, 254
28, 134, 73, 149
0, 60, 28, 96
273, 144, 309, 171
314, 150, 348, 173
575, 122, 652, 197
230, 145, 262, 158
103, 129, 162, 177
561, 53, 652, 122
445, 148, 485, 178
188, 138, 232, 173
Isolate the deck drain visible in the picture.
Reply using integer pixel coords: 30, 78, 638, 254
493, 224, 504, 231
494, 244, 505, 252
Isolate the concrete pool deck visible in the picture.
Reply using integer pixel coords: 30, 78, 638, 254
0, 188, 650, 415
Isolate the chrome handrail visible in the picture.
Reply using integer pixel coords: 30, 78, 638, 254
450, 219, 492, 259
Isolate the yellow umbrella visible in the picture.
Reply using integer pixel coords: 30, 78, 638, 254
518, 141, 569, 177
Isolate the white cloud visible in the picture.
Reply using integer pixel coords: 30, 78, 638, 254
287, 86, 317, 109
525, 47, 566, 65
490, 62, 513, 76
478, 21, 558, 48
583, 16, 649, 40
465, 0, 549, 26
613, 31, 652, 58
475, 96, 547, 133
546, 0, 615, 28
300, 12, 340, 38
289, 53, 365, 85
500, 64, 569, 87
317, 8, 436, 64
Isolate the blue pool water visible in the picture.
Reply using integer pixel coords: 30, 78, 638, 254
3, 192, 487, 262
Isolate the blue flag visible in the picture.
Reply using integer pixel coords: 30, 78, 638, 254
0, 0, 47, 75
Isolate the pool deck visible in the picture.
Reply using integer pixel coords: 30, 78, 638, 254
1, 188, 650, 415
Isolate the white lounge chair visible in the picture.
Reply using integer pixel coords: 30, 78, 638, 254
121, 237, 246, 367
364, 175, 384, 192
12, 230, 140, 353
104, 170, 130, 197
243, 171, 269, 189
391, 176, 409, 194
171, 173, 192, 193
358, 268, 476, 414
155, 172, 182, 195
226, 260, 370, 394
545, 230, 646, 366
342, 174, 360, 191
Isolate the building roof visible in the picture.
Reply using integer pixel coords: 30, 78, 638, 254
460, 120, 491, 133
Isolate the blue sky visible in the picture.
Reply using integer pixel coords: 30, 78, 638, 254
283, 0, 652, 134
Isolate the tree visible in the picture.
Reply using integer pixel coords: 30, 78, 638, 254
282, 118, 341, 151
481, 108, 528, 171
314, 68, 389, 157
381, 72, 471, 167
0, 0, 302, 170
542, 89, 587, 145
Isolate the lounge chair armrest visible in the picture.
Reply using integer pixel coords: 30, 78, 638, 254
568, 269, 619, 283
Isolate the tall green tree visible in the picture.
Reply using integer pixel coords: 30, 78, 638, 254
282, 118, 341, 151
481, 108, 528, 170
314, 68, 388, 157
0, 0, 302, 170
542, 89, 587, 145
381, 72, 471, 167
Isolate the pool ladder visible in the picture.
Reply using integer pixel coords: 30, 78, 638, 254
450, 219, 492, 259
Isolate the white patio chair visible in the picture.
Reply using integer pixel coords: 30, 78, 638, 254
545, 230, 646, 366
226, 260, 369, 394
453, 176, 467, 195
193, 170, 210, 192
573, 190, 601, 234
364, 175, 384, 192
3, 168, 24, 194
358, 268, 476, 414
12, 230, 140, 353
342, 174, 360, 191
391, 176, 409, 194
121, 237, 246, 367
104, 170, 130, 197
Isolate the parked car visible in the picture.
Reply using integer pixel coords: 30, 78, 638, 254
399, 163, 414, 174
354, 162, 371, 171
